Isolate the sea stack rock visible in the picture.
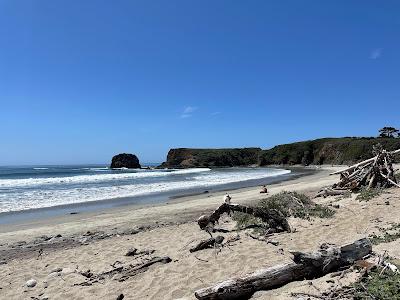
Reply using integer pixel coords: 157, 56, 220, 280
110, 153, 141, 169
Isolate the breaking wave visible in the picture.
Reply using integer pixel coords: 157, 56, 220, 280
0, 168, 211, 188
0, 167, 291, 213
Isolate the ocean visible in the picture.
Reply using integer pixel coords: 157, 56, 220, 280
0, 164, 295, 217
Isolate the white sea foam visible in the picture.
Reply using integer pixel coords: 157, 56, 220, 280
33, 168, 49, 170
89, 167, 110, 171
0, 168, 211, 188
0, 168, 291, 213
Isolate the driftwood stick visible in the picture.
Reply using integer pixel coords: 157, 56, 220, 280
76, 256, 172, 286
368, 173, 376, 189
391, 149, 400, 155
194, 238, 372, 300
385, 176, 400, 188
329, 148, 400, 176
190, 236, 224, 253
291, 292, 325, 299
330, 158, 377, 175
315, 188, 349, 198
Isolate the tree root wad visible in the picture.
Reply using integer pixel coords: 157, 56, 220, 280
197, 203, 291, 234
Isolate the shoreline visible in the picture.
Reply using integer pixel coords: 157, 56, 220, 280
0, 166, 336, 239
0, 166, 311, 227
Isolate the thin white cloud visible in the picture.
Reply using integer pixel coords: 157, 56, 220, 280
180, 114, 192, 118
183, 106, 197, 114
180, 106, 198, 118
210, 112, 221, 116
370, 48, 383, 59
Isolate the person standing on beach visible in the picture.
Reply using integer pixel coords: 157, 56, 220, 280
223, 193, 231, 204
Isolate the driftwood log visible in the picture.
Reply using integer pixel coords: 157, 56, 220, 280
194, 238, 371, 300
326, 146, 400, 193
190, 236, 224, 253
197, 203, 290, 234
315, 188, 349, 198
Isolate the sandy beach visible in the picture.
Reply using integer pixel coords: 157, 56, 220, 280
1, 165, 399, 300
3, 2, 400, 298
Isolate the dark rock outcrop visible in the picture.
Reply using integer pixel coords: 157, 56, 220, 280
159, 148, 262, 168
110, 153, 141, 169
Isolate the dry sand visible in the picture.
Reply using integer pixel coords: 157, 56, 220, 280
1, 166, 399, 300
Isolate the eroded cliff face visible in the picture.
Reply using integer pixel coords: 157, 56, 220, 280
158, 138, 400, 168
159, 148, 262, 168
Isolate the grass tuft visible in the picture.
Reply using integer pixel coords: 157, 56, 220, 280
336, 191, 352, 200
232, 212, 264, 229
232, 191, 335, 232
352, 264, 400, 299
369, 223, 400, 245
260, 191, 335, 220
356, 187, 382, 202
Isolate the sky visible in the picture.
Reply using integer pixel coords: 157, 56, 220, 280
1, 1, 399, 165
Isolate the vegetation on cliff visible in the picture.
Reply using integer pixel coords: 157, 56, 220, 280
159, 135, 400, 168
159, 148, 261, 168
259, 137, 400, 166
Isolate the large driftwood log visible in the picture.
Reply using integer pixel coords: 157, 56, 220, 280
194, 238, 371, 300
190, 236, 224, 253
197, 203, 290, 234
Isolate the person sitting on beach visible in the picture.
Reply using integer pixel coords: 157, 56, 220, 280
260, 185, 268, 194
223, 193, 231, 204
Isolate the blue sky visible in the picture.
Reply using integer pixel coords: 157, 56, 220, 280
1, 1, 399, 165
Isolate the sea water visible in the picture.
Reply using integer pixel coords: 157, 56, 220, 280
0, 165, 292, 214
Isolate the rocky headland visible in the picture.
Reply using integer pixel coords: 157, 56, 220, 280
158, 137, 400, 168
158, 148, 262, 168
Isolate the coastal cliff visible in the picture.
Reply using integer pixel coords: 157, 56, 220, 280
159, 138, 400, 168
159, 148, 262, 168
259, 137, 400, 166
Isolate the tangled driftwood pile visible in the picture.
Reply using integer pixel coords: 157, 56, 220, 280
316, 145, 400, 197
